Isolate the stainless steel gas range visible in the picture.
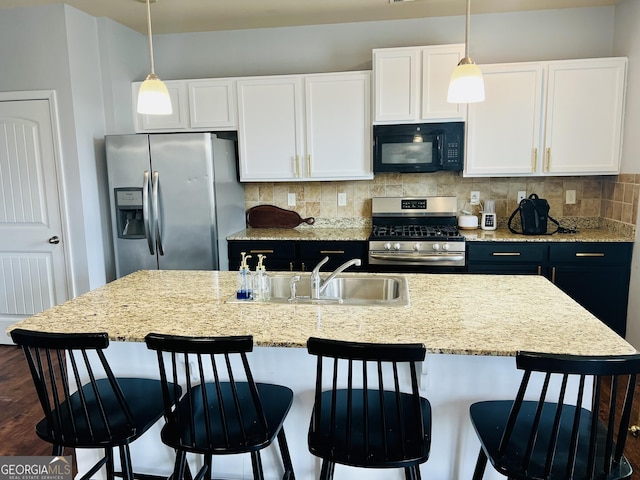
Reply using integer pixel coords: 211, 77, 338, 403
368, 197, 466, 273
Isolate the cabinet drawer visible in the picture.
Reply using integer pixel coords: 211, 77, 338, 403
549, 243, 633, 265
228, 240, 297, 271
298, 241, 367, 272
467, 242, 547, 264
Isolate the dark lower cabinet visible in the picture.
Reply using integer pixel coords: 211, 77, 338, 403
467, 241, 633, 337
228, 240, 297, 271
228, 239, 367, 272
548, 243, 632, 337
298, 241, 367, 272
466, 242, 546, 275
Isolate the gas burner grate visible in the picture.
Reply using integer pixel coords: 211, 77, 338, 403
371, 224, 461, 239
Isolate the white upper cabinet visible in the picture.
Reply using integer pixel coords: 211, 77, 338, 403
237, 71, 372, 182
132, 78, 237, 132
544, 58, 626, 175
373, 44, 465, 124
188, 79, 237, 129
237, 76, 305, 182
465, 63, 544, 176
304, 73, 371, 180
132, 80, 189, 131
465, 57, 627, 177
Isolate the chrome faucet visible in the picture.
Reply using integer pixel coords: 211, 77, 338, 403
310, 256, 362, 300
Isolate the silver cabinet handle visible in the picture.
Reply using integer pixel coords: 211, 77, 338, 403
143, 171, 154, 255
492, 252, 521, 256
48, 236, 60, 245
152, 171, 164, 256
575, 253, 605, 257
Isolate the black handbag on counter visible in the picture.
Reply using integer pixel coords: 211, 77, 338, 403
508, 193, 559, 235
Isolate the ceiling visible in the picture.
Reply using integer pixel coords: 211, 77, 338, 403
1, 0, 620, 34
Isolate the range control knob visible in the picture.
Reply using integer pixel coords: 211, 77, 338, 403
442, 243, 451, 251
393, 243, 401, 251
384, 243, 392, 251
432, 243, 441, 251
413, 243, 421, 252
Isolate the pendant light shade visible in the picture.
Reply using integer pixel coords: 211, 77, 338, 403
447, 0, 485, 103
137, 0, 172, 115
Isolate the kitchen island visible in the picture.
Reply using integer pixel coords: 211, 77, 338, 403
8, 270, 636, 480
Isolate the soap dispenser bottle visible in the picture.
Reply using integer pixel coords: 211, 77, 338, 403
253, 254, 271, 302
236, 252, 253, 300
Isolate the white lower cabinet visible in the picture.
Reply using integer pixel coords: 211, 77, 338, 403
237, 71, 372, 182
465, 57, 627, 177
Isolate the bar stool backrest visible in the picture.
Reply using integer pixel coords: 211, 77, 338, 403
307, 336, 428, 467
10, 328, 135, 447
501, 351, 640, 479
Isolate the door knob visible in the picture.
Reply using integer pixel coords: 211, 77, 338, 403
48, 236, 60, 244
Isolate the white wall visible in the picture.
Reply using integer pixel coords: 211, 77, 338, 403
613, 0, 640, 348
151, 7, 615, 81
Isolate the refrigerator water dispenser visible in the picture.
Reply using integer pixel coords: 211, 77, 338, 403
114, 188, 145, 239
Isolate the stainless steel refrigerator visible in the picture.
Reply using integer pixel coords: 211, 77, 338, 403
105, 133, 245, 278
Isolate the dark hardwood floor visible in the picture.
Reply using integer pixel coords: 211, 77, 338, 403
2, 344, 640, 478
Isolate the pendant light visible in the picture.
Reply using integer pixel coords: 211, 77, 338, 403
447, 0, 485, 103
137, 0, 172, 115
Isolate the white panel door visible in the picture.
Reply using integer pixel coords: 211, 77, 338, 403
465, 63, 543, 176
304, 72, 372, 180
0, 99, 68, 343
421, 44, 465, 120
373, 48, 420, 123
544, 58, 626, 174
236, 76, 304, 181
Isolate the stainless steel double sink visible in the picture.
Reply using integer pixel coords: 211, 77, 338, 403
226, 273, 409, 306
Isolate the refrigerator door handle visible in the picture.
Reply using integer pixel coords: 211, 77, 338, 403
143, 170, 155, 255
152, 171, 165, 256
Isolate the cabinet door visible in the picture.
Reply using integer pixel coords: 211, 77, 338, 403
373, 48, 420, 122
132, 80, 189, 132
544, 58, 626, 175
304, 73, 372, 180
237, 77, 304, 181
421, 44, 465, 120
188, 79, 237, 130
465, 63, 543, 176
549, 243, 632, 337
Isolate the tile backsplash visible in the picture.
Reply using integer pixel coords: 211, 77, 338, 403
244, 172, 638, 235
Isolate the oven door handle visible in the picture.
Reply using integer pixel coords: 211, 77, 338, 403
369, 253, 465, 262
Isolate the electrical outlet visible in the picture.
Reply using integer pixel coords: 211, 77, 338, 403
517, 191, 527, 203
566, 190, 577, 205
470, 191, 480, 205
338, 192, 347, 207
287, 193, 296, 207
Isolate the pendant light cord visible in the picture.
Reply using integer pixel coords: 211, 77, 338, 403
145, 0, 156, 75
464, 0, 471, 58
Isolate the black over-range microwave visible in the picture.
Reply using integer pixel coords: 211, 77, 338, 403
373, 122, 464, 173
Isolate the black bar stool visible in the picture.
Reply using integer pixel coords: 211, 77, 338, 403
470, 351, 640, 480
10, 328, 179, 480
144, 333, 295, 480
306, 337, 431, 480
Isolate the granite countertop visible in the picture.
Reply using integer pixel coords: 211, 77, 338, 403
227, 227, 634, 243
461, 228, 635, 242
8, 270, 635, 357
